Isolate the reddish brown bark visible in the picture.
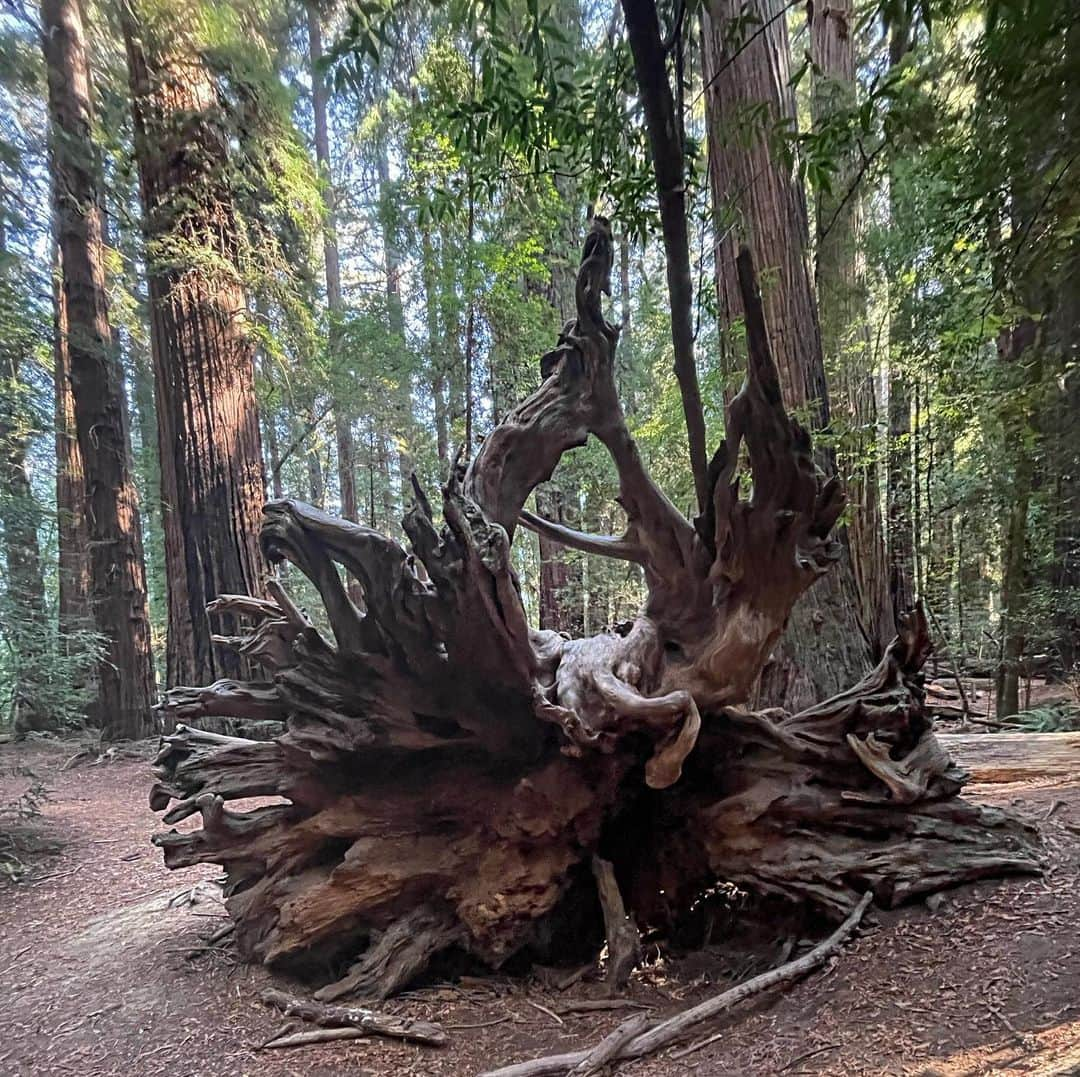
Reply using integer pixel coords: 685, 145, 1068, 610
536, 485, 585, 636
51, 246, 91, 640
122, 3, 266, 689
41, 0, 156, 739
701, 0, 870, 708
809, 0, 891, 657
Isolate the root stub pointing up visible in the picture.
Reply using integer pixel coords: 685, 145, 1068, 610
150, 238, 1039, 1005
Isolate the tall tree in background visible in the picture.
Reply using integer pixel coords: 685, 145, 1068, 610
701, 0, 870, 708
810, 0, 891, 656
40, 0, 156, 738
0, 224, 48, 730
375, 127, 415, 492
535, 0, 586, 635
51, 251, 91, 643
306, 1, 358, 527
621, 0, 709, 513
121, 0, 266, 688
885, 17, 916, 629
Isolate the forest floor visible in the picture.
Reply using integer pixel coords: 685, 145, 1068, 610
1, 732, 1078, 1077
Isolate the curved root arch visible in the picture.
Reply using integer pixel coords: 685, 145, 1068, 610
149, 234, 1039, 999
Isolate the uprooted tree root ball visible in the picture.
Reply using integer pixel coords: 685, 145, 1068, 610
149, 234, 1039, 1003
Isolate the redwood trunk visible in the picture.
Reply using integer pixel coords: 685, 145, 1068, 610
122, 4, 266, 690
701, 0, 869, 707
536, 485, 585, 636
809, 0, 892, 659
51, 248, 91, 641
42, 0, 156, 739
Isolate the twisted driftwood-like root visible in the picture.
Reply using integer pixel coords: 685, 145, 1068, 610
149, 230, 1039, 1002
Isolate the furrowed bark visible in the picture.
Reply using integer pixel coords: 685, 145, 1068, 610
51, 247, 91, 642
43, 0, 156, 739
701, 0, 871, 709
121, 1, 266, 690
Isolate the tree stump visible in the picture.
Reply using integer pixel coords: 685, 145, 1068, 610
149, 234, 1039, 997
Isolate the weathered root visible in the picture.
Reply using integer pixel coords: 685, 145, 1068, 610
148, 242, 1040, 1003
629, 607, 1040, 925
261, 987, 447, 1046
157, 679, 286, 729
314, 906, 462, 1002
591, 857, 641, 990
153, 711, 626, 980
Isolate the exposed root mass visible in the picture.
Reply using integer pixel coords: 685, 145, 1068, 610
150, 234, 1039, 1001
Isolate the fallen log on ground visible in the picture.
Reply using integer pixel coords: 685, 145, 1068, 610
260, 988, 447, 1046
938, 732, 1080, 784
148, 236, 1038, 1005
263, 1027, 370, 1049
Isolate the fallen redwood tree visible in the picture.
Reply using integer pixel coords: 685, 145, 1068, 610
150, 233, 1039, 1001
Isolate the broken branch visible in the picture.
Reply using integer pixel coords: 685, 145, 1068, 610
479, 892, 872, 1077
260, 988, 448, 1047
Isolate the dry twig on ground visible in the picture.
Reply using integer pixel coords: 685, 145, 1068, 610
479, 892, 873, 1077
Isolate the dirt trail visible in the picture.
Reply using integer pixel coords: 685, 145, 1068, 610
1, 736, 1078, 1077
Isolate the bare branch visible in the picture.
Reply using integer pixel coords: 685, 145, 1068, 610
518, 510, 646, 563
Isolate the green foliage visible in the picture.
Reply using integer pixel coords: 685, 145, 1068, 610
0, 771, 64, 883
1000, 702, 1080, 734
0, 0, 1075, 692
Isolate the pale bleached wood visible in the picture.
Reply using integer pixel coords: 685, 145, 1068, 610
939, 732, 1080, 784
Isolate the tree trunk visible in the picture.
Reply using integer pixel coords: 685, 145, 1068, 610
304, 409, 327, 508
584, 482, 613, 635
421, 227, 450, 468
42, 0, 156, 739
1050, 276, 1080, 674
996, 378, 1033, 720
621, 0, 709, 511
465, 185, 476, 456
51, 247, 91, 643
925, 428, 955, 636
375, 138, 414, 488
887, 368, 914, 623
122, 2, 266, 691
306, 3, 361, 603
986, 135, 1040, 713
151, 237, 1037, 1001
534, 183, 586, 635
886, 20, 916, 628
701, 0, 870, 708
265, 412, 284, 501
809, 0, 891, 659
128, 316, 167, 642
536, 485, 585, 636
0, 237, 49, 731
